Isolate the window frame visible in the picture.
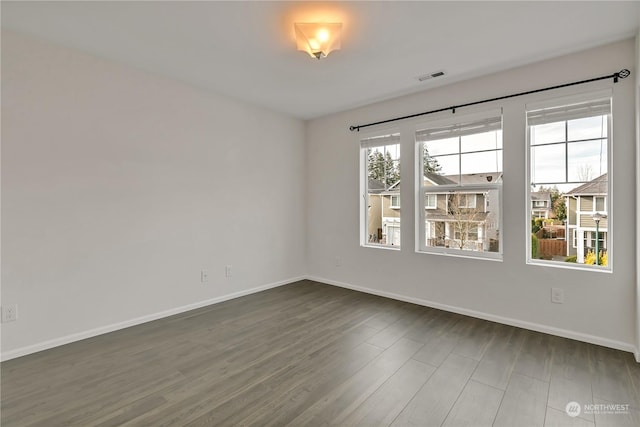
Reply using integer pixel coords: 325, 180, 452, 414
415, 109, 503, 260
425, 193, 437, 209
390, 195, 401, 209
525, 90, 612, 272
360, 127, 402, 250
594, 196, 606, 213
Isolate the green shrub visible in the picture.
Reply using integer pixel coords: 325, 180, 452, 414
565, 255, 577, 263
531, 218, 545, 234
531, 233, 538, 259
531, 219, 540, 234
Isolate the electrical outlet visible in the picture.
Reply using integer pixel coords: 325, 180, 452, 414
225, 265, 232, 278
201, 269, 209, 283
2, 304, 18, 323
551, 288, 564, 304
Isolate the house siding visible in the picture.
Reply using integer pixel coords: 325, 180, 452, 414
580, 215, 608, 229
382, 195, 401, 218
568, 198, 577, 225
581, 196, 594, 211
367, 195, 382, 238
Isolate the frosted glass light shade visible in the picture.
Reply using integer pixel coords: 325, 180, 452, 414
294, 22, 342, 59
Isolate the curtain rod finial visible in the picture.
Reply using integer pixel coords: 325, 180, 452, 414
614, 69, 630, 83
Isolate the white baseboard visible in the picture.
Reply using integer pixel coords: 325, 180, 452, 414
307, 275, 637, 356
1, 276, 305, 362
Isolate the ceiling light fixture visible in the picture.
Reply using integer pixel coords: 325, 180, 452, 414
294, 22, 342, 59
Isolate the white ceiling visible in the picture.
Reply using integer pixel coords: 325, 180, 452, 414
2, 1, 639, 120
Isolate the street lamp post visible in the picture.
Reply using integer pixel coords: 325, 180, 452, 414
593, 212, 603, 265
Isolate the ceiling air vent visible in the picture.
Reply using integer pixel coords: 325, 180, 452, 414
416, 71, 446, 82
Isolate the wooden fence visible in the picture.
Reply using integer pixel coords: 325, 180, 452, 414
538, 239, 566, 258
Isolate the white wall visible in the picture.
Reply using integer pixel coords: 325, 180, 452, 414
635, 30, 640, 360
306, 39, 637, 352
1, 31, 307, 359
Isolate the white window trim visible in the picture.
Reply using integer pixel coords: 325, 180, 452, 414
525, 90, 612, 272
360, 127, 402, 250
419, 184, 502, 260
415, 108, 503, 261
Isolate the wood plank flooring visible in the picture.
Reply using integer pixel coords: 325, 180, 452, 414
2, 280, 639, 426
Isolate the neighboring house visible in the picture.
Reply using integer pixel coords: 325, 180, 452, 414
366, 178, 386, 243
424, 172, 502, 252
367, 178, 401, 245
531, 191, 553, 219
380, 181, 401, 246
565, 173, 608, 263
367, 172, 502, 250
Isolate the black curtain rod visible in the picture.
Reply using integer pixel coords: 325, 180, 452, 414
349, 69, 630, 132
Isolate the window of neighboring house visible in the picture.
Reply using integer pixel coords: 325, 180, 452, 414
425, 193, 437, 209
582, 231, 606, 251
416, 109, 503, 259
360, 131, 401, 248
527, 92, 611, 269
454, 194, 476, 208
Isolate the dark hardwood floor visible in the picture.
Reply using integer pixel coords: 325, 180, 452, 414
2, 280, 639, 426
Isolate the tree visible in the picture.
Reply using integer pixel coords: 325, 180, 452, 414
384, 151, 400, 187
423, 146, 442, 176
446, 193, 485, 251
552, 195, 567, 222
535, 185, 566, 222
367, 148, 400, 188
367, 149, 386, 182
577, 164, 594, 182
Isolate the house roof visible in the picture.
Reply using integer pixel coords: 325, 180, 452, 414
425, 172, 501, 186
454, 173, 503, 185
370, 172, 502, 195
424, 173, 456, 186
367, 178, 386, 194
565, 173, 608, 196
531, 191, 551, 201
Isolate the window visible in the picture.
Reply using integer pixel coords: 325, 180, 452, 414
527, 93, 611, 269
361, 131, 401, 248
425, 193, 437, 209
416, 110, 502, 259
453, 194, 476, 209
